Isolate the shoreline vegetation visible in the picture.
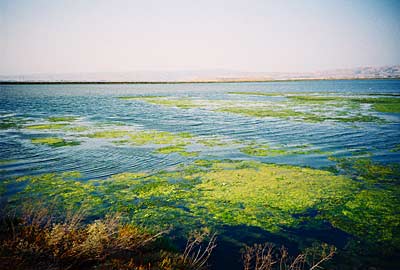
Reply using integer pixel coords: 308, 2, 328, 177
1, 77, 400, 84
0, 203, 336, 270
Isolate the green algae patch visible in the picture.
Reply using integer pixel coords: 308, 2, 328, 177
240, 143, 330, 157
196, 137, 229, 147
87, 130, 130, 139
326, 187, 400, 246
240, 144, 288, 156
85, 128, 195, 148
7, 160, 356, 232
218, 106, 384, 123
323, 156, 400, 246
391, 144, 400, 152
31, 137, 81, 147
13, 172, 100, 211
288, 95, 400, 113
373, 101, 400, 113
155, 144, 199, 157
191, 161, 358, 232
143, 98, 201, 109
330, 157, 400, 184
26, 123, 70, 130
48, 116, 77, 122
65, 126, 90, 132
218, 107, 307, 119
0, 117, 30, 129
128, 130, 191, 145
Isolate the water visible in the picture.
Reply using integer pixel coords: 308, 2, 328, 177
1, 79, 399, 269
1, 80, 399, 180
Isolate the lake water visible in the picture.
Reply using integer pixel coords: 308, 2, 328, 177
1, 79, 399, 269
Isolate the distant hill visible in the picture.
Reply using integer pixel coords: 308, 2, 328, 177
1, 65, 399, 82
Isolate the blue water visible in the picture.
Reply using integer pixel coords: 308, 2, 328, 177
0, 80, 399, 180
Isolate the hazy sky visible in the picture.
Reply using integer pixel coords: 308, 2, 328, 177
1, 0, 399, 75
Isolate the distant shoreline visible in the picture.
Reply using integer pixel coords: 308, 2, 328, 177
0, 77, 399, 85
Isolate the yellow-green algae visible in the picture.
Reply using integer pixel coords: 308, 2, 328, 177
5, 159, 399, 247
225, 93, 395, 122
64, 126, 90, 132
228, 92, 400, 113
87, 130, 130, 138
128, 130, 191, 145
218, 107, 307, 119
0, 117, 30, 129
6, 161, 355, 230
119, 94, 393, 123
142, 98, 201, 109
196, 138, 228, 147
86, 129, 192, 145
287, 95, 400, 113
48, 116, 78, 122
85, 129, 199, 156
31, 137, 80, 147
218, 107, 384, 123
330, 156, 400, 184
154, 144, 199, 157
240, 144, 288, 156
325, 187, 400, 246
391, 144, 400, 152
26, 123, 70, 130
190, 160, 358, 232
240, 143, 331, 157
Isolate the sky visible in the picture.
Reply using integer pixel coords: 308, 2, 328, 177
0, 0, 399, 75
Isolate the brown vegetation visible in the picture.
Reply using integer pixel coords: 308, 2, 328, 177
242, 243, 335, 270
0, 204, 216, 270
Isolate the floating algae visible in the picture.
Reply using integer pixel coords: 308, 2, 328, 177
86, 129, 193, 146
6, 160, 358, 232
87, 130, 130, 139
330, 156, 400, 184
287, 95, 400, 113
120, 96, 202, 109
64, 126, 90, 132
119, 94, 394, 123
128, 130, 192, 145
48, 116, 78, 122
218, 107, 307, 119
26, 123, 70, 130
0, 116, 30, 129
240, 144, 288, 156
325, 186, 400, 246
218, 106, 384, 123
391, 144, 400, 152
142, 98, 201, 109
196, 137, 229, 147
154, 144, 199, 157
220, 93, 396, 122
31, 137, 80, 147
240, 142, 329, 157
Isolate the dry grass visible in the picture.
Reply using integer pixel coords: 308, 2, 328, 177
242, 243, 335, 270
0, 203, 216, 270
